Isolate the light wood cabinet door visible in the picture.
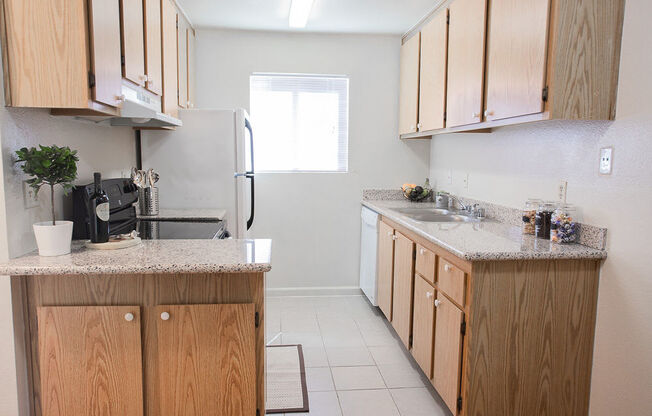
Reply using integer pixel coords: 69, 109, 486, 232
419, 10, 449, 131
485, 0, 551, 122
88, 0, 124, 108
377, 220, 395, 321
38, 306, 144, 416
432, 294, 464, 415
391, 231, 415, 348
399, 33, 421, 135
412, 276, 436, 378
156, 304, 257, 416
177, 18, 189, 108
144, 0, 163, 95
446, 0, 487, 127
188, 28, 196, 108
161, 0, 178, 117
120, 0, 146, 86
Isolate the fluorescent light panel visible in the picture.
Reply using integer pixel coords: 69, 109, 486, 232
289, 0, 315, 28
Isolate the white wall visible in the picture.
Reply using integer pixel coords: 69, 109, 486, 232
195, 29, 430, 290
428, 0, 652, 414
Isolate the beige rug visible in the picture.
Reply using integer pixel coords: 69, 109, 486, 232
266, 345, 309, 414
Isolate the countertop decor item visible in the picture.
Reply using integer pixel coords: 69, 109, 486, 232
15, 145, 79, 256
85, 231, 142, 250
402, 178, 433, 202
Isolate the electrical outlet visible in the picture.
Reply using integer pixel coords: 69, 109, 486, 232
447, 170, 453, 185
558, 180, 568, 202
600, 147, 613, 175
23, 181, 39, 209
463, 173, 469, 190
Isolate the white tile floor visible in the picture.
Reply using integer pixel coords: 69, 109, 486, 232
266, 295, 451, 416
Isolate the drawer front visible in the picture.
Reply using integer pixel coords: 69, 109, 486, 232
438, 258, 466, 306
415, 244, 436, 283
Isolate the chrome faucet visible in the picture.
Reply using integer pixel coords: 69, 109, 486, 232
449, 196, 485, 219
448, 195, 470, 212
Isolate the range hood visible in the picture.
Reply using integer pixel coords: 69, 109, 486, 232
108, 82, 182, 128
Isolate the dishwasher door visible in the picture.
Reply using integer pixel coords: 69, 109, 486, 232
360, 207, 379, 306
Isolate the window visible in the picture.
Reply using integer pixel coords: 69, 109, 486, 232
250, 73, 349, 173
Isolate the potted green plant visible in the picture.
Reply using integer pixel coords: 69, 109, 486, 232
15, 145, 79, 256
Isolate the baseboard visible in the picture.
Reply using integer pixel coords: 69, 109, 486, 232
266, 286, 363, 297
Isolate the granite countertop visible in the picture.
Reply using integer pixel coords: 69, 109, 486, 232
0, 239, 272, 276
137, 208, 227, 222
363, 200, 607, 261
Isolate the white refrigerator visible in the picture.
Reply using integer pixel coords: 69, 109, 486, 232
141, 109, 254, 238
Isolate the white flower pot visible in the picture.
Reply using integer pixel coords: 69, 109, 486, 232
33, 221, 74, 257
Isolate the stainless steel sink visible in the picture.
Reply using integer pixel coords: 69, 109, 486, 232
392, 207, 482, 223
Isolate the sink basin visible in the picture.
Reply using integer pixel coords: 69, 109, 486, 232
392, 208, 481, 223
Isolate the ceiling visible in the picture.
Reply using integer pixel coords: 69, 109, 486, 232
176, 0, 438, 35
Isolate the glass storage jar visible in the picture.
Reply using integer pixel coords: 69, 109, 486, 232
522, 198, 543, 235
535, 202, 557, 239
550, 204, 579, 243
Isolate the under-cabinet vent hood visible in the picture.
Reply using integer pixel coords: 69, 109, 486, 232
108, 82, 182, 128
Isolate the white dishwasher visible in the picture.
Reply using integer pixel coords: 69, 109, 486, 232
359, 206, 379, 306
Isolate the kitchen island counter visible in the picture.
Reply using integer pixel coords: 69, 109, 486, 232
0, 238, 272, 276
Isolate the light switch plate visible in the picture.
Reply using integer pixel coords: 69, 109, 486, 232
599, 147, 613, 175
558, 180, 568, 202
23, 181, 39, 209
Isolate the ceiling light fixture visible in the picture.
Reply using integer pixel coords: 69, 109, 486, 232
289, 0, 315, 28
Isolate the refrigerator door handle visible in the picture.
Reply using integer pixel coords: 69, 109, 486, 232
245, 118, 255, 230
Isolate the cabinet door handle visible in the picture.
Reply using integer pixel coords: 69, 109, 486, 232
472, 112, 481, 119
124, 313, 135, 322
160, 311, 170, 321
419, 248, 425, 255
392, 235, 398, 241
426, 292, 434, 299
387, 231, 393, 236
484, 109, 494, 117
444, 264, 452, 272
434, 299, 442, 307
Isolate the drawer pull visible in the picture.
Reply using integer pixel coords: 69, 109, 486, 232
160, 312, 170, 321
444, 264, 452, 272
124, 313, 135, 322
420, 248, 425, 255
434, 299, 442, 307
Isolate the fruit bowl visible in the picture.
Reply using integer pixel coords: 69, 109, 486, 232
402, 184, 433, 202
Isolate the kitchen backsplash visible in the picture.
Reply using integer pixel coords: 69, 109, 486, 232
362, 189, 607, 250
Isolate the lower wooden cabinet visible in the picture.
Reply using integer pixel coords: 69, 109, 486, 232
156, 304, 257, 416
38, 306, 144, 416
391, 231, 415, 348
377, 216, 601, 416
432, 294, 464, 415
411, 275, 436, 378
36, 302, 258, 416
377, 221, 396, 320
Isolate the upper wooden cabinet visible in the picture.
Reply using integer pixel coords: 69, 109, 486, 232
398, 33, 421, 135
484, 0, 551, 121
419, 10, 449, 132
38, 306, 144, 416
177, 17, 190, 109
446, 0, 487, 128
120, 0, 147, 87
188, 29, 196, 108
161, 0, 179, 118
144, 0, 163, 95
1, 0, 122, 114
400, 0, 625, 138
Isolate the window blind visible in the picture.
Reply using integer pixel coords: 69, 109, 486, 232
250, 73, 349, 173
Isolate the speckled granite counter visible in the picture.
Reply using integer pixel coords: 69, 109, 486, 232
363, 200, 607, 261
0, 239, 272, 276
138, 208, 227, 222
